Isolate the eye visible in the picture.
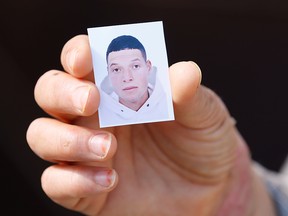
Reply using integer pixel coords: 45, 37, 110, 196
132, 64, 140, 69
111, 67, 121, 73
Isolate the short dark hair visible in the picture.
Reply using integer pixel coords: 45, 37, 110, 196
106, 35, 147, 62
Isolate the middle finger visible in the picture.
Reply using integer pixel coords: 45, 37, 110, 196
26, 117, 117, 163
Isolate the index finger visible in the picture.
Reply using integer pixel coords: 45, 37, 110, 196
60, 35, 94, 80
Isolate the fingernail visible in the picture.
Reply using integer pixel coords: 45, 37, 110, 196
94, 170, 116, 187
89, 133, 111, 158
73, 85, 91, 113
66, 49, 78, 72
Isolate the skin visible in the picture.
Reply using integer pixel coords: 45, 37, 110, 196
107, 49, 152, 111
26, 35, 276, 216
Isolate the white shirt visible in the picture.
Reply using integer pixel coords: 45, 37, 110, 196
98, 66, 174, 128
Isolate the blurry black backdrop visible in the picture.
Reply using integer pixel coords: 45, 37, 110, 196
1, 0, 288, 215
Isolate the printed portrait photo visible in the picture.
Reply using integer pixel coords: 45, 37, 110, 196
87, 21, 175, 128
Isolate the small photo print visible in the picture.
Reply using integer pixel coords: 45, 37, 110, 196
87, 21, 175, 128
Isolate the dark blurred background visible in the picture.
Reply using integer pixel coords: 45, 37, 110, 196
1, 0, 288, 215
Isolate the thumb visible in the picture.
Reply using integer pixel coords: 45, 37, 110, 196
164, 61, 248, 183
170, 61, 231, 130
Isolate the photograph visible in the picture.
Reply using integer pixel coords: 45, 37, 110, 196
88, 21, 175, 128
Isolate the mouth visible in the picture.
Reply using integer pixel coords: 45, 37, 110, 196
123, 86, 138, 91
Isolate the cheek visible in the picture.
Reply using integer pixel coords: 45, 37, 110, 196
109, 76, 121, 88
138, 73, 149, 86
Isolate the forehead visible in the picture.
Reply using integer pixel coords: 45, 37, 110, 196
107, 49, 144, 64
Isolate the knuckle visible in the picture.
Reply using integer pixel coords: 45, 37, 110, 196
59, 126, 80, 156
58, 126, 88, 158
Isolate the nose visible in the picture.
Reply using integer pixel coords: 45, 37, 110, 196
122, 68, 133, 82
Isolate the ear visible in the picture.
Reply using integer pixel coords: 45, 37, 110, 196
146, 60, 152, 73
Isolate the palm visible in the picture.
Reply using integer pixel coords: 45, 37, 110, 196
73, 116, 230, 216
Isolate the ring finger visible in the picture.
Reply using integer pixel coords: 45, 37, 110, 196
34, 69, 99, 122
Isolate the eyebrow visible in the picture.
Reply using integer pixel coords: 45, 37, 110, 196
109, 58, 142, 68
131, 58, 142, 62
109, 63, 119, 67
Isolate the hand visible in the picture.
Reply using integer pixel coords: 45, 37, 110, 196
26, 35, 275, 216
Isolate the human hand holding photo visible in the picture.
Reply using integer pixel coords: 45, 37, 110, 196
26, 35, 276, 216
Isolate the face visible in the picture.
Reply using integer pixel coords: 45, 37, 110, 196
107, 49, 152, 107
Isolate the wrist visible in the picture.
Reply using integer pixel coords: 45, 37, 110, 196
250, 171, 277, 216
216, 139, 276, 216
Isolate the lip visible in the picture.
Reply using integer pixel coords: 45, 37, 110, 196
123, 86, 138, 91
